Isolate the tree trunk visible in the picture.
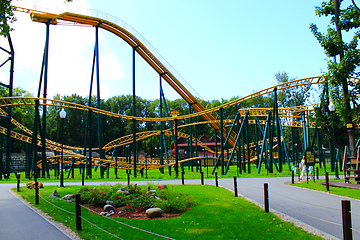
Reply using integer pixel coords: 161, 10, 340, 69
334, 0, 356, 156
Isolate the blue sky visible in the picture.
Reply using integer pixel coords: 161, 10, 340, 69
0, 0, 344, 102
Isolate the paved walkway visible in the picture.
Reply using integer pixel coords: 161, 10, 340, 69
138, 176, 360, 240
216, 177, 360, 240
1, 176, 360, 239
0, 183, 72, 240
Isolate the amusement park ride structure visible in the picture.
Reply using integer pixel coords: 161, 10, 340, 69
0, 6, 358, 180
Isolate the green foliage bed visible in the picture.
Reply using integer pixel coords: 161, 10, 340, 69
15, 184, 323, 240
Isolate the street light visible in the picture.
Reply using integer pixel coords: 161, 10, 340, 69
59, 108, 67, 187
329, 102, 339, 179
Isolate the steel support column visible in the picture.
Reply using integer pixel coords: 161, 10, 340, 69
274, 88, 282, 172
220, 108, 224, 175
132, 45, 139, 177
41, 21, 50, 178
4, 33, 14, 179
94, 25, 105, 178
159, 73, 166, 173
175, 118, 179, 177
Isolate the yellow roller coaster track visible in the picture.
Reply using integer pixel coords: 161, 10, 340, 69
16, 7, 360, 148
6, 7, 359, 171
15, 7, 225, 140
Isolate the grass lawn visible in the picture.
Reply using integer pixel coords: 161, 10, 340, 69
15, 184, 323, 240
2, 162, 337, 184
292, 178, 360, 200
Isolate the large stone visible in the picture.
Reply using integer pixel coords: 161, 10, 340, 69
62, 194, 75, 201
104, 204, 114, 211
51, 190, 60, 198
146, 208, 163, 218
26, 181, 43, 189
117, 189, 129, 195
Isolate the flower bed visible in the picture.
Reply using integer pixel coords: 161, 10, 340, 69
78, 183, 195, 217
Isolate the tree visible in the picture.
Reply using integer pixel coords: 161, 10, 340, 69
0, 87, 34, 152
310, 0, 360, 156
0, 0, 16, 37
274, 72, 311, 108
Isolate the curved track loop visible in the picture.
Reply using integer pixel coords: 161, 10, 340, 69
16, 7, 360, 148
9, 7, 360, 171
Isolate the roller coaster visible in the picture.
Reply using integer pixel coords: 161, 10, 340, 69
0, 6, 356, 179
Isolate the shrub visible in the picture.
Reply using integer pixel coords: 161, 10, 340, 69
110, 192, 129, 207
125, 195, 155, 212
154, 186, 195, 213
79, 186, 112, 206
78, 184, 195, 213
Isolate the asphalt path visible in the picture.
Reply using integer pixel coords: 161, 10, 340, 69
1, 176, 360, 240
0, 183, 72, 240
125, 176, 360, 240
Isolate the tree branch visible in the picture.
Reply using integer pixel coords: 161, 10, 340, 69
352, 0, 360, 13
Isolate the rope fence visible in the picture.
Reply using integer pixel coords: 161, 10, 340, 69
238, 178, 360, 240
15, 173, 360, 240
17, 176, 175, 240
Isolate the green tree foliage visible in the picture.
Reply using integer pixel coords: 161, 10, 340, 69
274, 72, 311, 108
310, 0, 360, 154
274, 72, 314, 154
0, 87, 34, 152
0, 0, 16, 37
35, 89, 290, 157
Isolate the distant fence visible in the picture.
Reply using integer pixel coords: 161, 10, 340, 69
1, 153, 26, 172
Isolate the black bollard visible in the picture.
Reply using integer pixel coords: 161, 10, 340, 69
264, 183, 269, 212
201, 172, 204, 185
291, 170, 294, 184
325, 172, 329, 191
342, 200, 352, 240
75, 194, 82, 231
234, 176, 238, 197
35, 174, 39, 205
17, 174, 20, 192
82, 166, 85, 186
127, 172, 130, 186
182, 172, 184, 185
215, 172, 218, 187
316, 167, 319, 180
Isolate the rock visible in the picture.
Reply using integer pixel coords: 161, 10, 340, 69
104, 204, 114, 211
146, 208, 163, 218
106, 200, 114, 205
51, 190, 60, 198
26, 181, 43, 189
62, 194, 75, 201
117, 189, 129, 195
106, 210, 115, 217
101, 210, 114, 217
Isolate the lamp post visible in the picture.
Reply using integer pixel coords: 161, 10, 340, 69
59, 108, 67, 187
145, 154, 148, 178
329, 102, 339, 179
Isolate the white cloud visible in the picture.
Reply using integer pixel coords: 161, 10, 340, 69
0, 0, 126, 100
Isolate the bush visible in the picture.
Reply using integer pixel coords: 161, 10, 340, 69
79, 186, 112, 206
78, 184, 195, 213
154, 186, 195, 213
124, 195, 155, 212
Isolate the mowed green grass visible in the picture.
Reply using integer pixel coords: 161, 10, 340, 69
2, 162, 337, 184
293, 178, 360, 200
15, 184, 323, 240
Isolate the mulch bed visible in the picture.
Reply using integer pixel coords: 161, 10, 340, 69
86, 205, 184, 220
